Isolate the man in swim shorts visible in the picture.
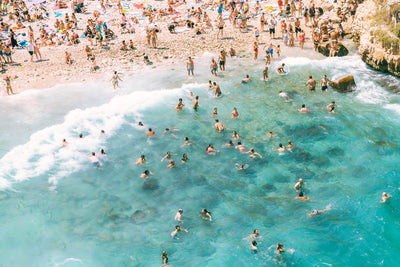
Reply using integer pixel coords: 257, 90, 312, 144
268, 18, 276, 39
218, 50, 226, 71
320, 75, 330, 92
186, 56, 194, 76
304, 75, 316, 92
267, 42, 275, 58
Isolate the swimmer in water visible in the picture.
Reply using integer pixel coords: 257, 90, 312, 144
276, 243, 285, 255
181, 137, 192, 147
200, 208, 212, 221
293, 178, 304, 191
236, 75, 251, 87
215, 119, 226, 132
175, 209, 183, 222
171, 225, 188, 239
235, 163, 248, 170
167, 160, 176, 168
327, 101, 340, 110
213, 82, 222, 97
298, 104, 309, 113
277, 63, 286, 74
295, 191, 310, 201
232, 130, 240, 139
206, 144, 219, 155
181, 153, 189, 163
225, 140, 234, 147
272, 143, 285, 154
232, 107, 239, 119
138, 121, 144, 126
161, 151, 176, 162
304, 75, 316, 92
308, 208, 329, 218
135, 154, 147, 165
250, 229, 260, 240
61, 139, 69, 147
320, 75, 330, 92
110, 71, 122, 90
235, 141, 246, 152
251, 240, 258, 251
268, 131, 277, 138
162, 127, 180, 138
208, 80, 213, 90
147, 128, 155, 137
278, 90, 293, 102
380, 192, 392, 203
245, 148, 262, 158
211, 107, 218, 117
161, 251, 170, 266
286, 140, 293, 152
140, 170, 153, 179
176, 98, 184, 111
88, 152, 100, 167
193, 95, 199, 110
263, 66, 269, 81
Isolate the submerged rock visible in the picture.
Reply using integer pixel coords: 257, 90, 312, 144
329, 75, 356, 93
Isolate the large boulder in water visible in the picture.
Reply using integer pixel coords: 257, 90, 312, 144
329, 75, 356, 92
318, 41, 349, 57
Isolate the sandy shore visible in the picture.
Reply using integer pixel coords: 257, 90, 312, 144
1, 0, 360, 94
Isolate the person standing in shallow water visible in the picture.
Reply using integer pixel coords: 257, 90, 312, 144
111, 71, 122, 90
186, 56, 194, 76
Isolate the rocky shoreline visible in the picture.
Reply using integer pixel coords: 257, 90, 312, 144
352, 0, 400, 78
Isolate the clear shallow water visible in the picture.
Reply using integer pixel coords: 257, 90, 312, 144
1, 54, 400, 266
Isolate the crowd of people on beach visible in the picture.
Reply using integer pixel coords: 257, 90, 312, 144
0, 0, 363, 94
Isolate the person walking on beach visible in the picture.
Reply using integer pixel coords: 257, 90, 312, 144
253, 42, 258, 60
187, 56, 194, 76
111, 71, 122, 90
216, 18, 224, 39
27, 42, 34, 62
304, 75, 316, 92
4, 75, 14, 95
263, 66, 269, 81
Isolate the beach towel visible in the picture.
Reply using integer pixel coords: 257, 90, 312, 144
134, 4, 144, 9
54, 11, 62, 17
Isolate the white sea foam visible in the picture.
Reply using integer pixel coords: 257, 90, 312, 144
55, 257, 82, 267
0, 82, 206, 190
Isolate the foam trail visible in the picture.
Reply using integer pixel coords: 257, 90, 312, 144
0, 83, 205, 190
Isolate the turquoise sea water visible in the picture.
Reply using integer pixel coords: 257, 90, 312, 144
1, 54, 400, 266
